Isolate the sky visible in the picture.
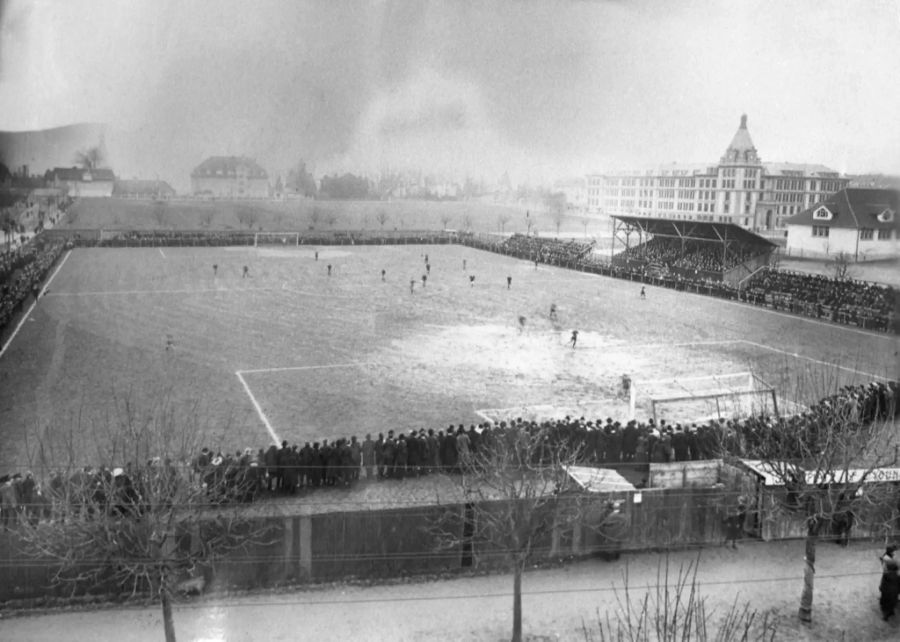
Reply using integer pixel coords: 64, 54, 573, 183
0, 0, 898, 190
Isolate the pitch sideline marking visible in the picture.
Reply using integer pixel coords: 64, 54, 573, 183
474, 409, 495, 423
236, 362, 376, 442
737, 339, 889, 382
239, 362, 377, 375
45, 287, 282, 297
0, 249, 72, 359
235, 370, 281, 446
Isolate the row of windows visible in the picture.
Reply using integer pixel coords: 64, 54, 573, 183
601, 176, 843, 193
773, 178, 844, 192
770, 192, 805, 203
811, 227, 893, 240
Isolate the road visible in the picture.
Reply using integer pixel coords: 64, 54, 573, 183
1, 539, 897, 641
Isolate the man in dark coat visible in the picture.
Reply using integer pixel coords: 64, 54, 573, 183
264, 444, 278, 491
879, 559, 900, 620
672, 426, 690, 462
276, 440, 290, 491
362, 434, 376, 480
381, 434, 396, 479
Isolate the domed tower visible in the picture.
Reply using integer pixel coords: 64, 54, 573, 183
715, 115, 764, 228
721, 114, 760, 165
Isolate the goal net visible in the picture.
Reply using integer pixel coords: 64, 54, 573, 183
629, 372, 784, 425
254, 232, 300, 247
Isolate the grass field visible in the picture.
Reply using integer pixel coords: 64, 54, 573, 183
0, 243, 896, 473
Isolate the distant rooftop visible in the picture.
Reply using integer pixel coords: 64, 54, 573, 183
192, 156, 267, 179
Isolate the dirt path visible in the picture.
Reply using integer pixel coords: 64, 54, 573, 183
2, 539, 898, 641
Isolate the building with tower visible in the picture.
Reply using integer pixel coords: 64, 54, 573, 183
586, 115, 849, 234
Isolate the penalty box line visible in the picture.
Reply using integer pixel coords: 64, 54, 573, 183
602, 338, 886, 382
235, 361, 378, 446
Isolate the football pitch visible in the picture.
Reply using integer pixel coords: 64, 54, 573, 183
0, 244, 896, 472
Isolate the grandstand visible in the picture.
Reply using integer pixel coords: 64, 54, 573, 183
610, 215, 775, 286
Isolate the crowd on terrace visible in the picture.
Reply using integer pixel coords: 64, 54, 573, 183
0, 241, 65, 335
498, 234, 595, 264
2, 379, 896, 528
743, 268, 895, 328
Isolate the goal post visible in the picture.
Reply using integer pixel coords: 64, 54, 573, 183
254, 232, 300, 247
629, 372, 782, 424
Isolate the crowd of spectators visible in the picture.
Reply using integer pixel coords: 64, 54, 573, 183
496, 234, 594, 264
2, 380, 895, 528
615, 237, 766, 273
742, 268, 895, 330
0, 241, 65, 339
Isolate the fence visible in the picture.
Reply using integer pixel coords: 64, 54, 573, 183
0, 485, 741, 603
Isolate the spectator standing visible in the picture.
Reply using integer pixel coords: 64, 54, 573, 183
362, 434, 376, 479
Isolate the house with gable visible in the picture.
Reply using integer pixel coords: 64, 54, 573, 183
785, 187, 898, 261
46, 167, 115, 197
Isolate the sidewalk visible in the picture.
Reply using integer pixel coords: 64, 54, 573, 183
1, 539, 897, 641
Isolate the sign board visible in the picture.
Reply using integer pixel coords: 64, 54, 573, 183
740, 459, 900, 486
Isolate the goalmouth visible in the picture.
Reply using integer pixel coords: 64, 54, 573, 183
629, 372, 801, 425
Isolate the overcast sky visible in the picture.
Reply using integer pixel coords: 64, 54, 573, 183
1, 0, 898, 188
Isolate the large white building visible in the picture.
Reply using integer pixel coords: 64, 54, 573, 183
586, 115, 848, 233
191, 156, 269, 198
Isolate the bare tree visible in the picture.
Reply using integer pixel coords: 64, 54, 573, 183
829, 251, 853, 280
462, 213, 473, 232
1, 209, 15, 252
235, 205, 259, 230
376, 209, 388, 229
152, 200, 168, 228
326, 213, 337, 228
721, 387, 897, 624
309, 206, 322, 230
582, 555, 777, 641
497, 213, 511, 234
545, 192, 566, 237
435, 425, 586, 642
582, 217, 589, 238
440, 214, 452, 230
15, 395, 270, 642
74, 146, 103, 171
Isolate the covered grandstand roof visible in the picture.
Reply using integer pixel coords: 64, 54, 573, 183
611, 215, 777, 247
